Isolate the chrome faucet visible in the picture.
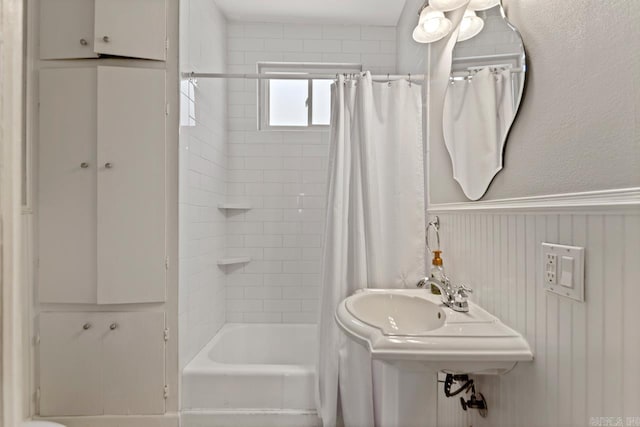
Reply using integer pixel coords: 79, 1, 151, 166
417, 277, 473, 313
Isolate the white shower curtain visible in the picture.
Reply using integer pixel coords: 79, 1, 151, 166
316, 72, 426, 427
443, 67, 515, 200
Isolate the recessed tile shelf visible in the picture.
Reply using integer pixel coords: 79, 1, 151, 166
218, 202, 252, 210
217, 257, 251, 266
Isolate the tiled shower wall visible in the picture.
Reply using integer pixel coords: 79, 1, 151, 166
223, 22, 397, 323
432, 208, 640, 427
178, 0, 227, 367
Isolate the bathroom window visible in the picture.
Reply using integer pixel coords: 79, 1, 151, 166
258, 62, 361, 130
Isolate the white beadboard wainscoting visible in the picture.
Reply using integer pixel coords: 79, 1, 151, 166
429, 194, 640, 427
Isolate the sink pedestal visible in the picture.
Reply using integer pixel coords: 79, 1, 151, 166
372, 360, 438, 427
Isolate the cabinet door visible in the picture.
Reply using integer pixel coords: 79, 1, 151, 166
39, 312, 103, 416
96, 66, 166, 304
94, 0, 167, 61
40, 0, 99, 59
38, 68, 97, 303
102, 312, 166, 414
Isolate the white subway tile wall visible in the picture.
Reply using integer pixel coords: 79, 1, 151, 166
179, 0, 228, 368
224, 22, 397, 323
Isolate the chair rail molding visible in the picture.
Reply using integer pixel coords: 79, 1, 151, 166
428, 187, 640, 214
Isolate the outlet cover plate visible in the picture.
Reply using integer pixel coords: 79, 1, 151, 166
542, 243, 585, 302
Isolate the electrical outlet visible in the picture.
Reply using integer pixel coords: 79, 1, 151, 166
546, 270, 556, 284
541, 243, 585, 302
545, 253, 558, 285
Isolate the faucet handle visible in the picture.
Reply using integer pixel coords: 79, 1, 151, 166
458, 284, 473, 294
452, 285, 472, 303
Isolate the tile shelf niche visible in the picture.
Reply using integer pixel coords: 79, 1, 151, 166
217, 257, 252, 266
217, 202, 252, 210
217, 202, 252, 267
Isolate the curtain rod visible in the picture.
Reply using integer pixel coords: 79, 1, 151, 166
452, 52, 524, 62
182, 72, 426, 81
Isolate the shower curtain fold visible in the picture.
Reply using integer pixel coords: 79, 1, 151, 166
443, 67, 514, 200
316, 72, 426, 427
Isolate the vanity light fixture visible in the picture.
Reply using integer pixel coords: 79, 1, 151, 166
412, 5, 453, 43
468, 0, 500, 11
412, 1, 488, 44
429, 0, 470, 12
457, 9, 485, 41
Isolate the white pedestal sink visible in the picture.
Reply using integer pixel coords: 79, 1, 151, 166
335, 289, 533, 427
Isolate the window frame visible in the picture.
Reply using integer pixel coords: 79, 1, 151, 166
257, 62, 362, 131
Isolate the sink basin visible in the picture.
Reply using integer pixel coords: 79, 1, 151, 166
336, 289, 533, 374
346, 292, 445, 336
336, 289, 533, 427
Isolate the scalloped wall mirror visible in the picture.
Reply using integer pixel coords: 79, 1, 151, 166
443, 2, 526, 200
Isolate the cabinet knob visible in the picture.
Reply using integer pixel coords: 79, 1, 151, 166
80, 162, 89, 168
109, 322, 118, 330
104, 162, 113, 169
83, 322, 92, 330
102, 36, 110, 43
80, 38, 88, 46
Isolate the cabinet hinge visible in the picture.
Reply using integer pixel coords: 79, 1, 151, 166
164, 385, 169, 399
35, 333, 40, 346
165, 256, 169, 270
164, 328, 169, 341
165, 39, 169, 52
165, 103, 170, 116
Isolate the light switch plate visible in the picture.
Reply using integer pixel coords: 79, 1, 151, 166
542, 243, 585, 302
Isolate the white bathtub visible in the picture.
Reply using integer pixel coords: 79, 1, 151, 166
182, 324, 320, 427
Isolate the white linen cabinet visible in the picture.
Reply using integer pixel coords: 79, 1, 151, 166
39, 312, 166, 416
40, 0, 167, 61
38, 66, 167, 304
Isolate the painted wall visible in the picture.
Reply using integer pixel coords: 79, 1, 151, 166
1, 0, 27, 422
178, 0, 228, 368
223, 22, 396, 323
396, 0, 428, 75
429, 0, 640, 203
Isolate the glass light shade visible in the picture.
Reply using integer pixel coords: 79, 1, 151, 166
468, 0, 500, 11
429, 0, 470, 12
457, 9, 484, 42
413, 7, 452, 43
